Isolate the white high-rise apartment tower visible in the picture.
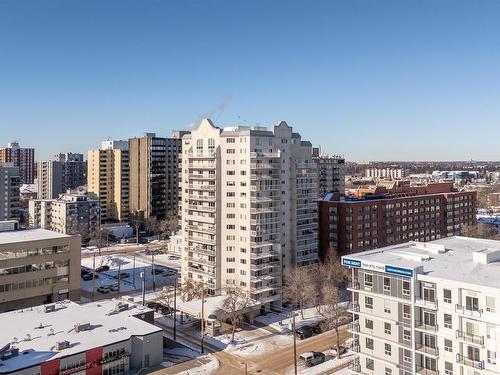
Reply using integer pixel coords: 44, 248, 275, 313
180, 119, 318, 311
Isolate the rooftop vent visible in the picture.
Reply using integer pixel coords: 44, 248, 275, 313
0, 347, 19, 361
473, 248, 500, 265
44, 305, 55, 313
74, 323, 91, 333
410, 241, 446, 254
56, 341, 70, 350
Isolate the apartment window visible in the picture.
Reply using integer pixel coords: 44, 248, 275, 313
226, 149, 235, 154
383, 277, 391, 292
444, 314, 452, 329
384, 322, 391, 335
403, 349, 411, 363
240, 270, 246, 276
443, 289, 452, 304
226, 138, 235, 143
365, 296, 373, 310
227, 213, 235, 219
444, 362, 453, 375
226, 257, 235, 262
385, 368, 392, 375
384, 300, 391, 314
364, 273, 373, 289
366, 358, 374, 371
466, 295, 479, 311
227, 268, 235, 273
226, 225, 235, 230
403, 329, 411, 342
227, 202, 235, 208
444, 339, 453, 352
488, 350, 497, 364
366, 338, 373, 350
486, 296, 496, 313
226, 192, 235, 197
402, 280, 410, 297
365, 319, 373, 330
208, 138, 215, 151
403, 304, 411, 319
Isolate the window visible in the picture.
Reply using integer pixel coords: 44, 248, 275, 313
366, 338, 373, 350
365, 319, 373, 330
384, 322, 391, 335
384, 300, 391, 314
365, 296, 373, 310
385, 368, 392, 375
384, 277, 391, 292
403, 329, 411, 342
466, 296, 479, 311
444, 339, 453, 352
403, 305, 411, 319
366, 358, 374, 371
444, 361, 453, 375
486, 296, 496, 313
443, 289, 452, 303
364, 273, 373, 289
444, 313, 452, 329
402, 280, 410, 297
488, 350, 497, 365
403, 349, 411, 363
385, 343, 391, 356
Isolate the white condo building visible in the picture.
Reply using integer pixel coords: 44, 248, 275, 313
180, 119, 318, 311
342, 237, 500, 375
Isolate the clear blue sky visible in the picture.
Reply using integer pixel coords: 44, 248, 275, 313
1, 0, 499, 161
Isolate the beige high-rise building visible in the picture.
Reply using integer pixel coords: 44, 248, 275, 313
87, 140, 129, 222
180, 119, 317, 311
312, 147, 346, 197
0, 221, 81, 312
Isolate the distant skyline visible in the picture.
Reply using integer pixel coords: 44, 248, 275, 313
1, 0, 500, 161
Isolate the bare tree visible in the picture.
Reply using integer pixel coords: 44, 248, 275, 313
180, 279, 203, 302
129, 210, 144, 245
461, 222, 500, 240
312, 258, 349, 358
222, 286, 251, 343
159, 214, 180, 240
157, 286, 174, 315
145, 217, 160, 238
283, 266, 314, 319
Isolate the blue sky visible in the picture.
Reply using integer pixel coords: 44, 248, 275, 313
1, 0, 500, 161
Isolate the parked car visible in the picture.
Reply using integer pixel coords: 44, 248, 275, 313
97, 286, 110, 293
113, 272, 129, 279
311, 323, 323, 334
81, 268, 91, 277
168, 255, 180, 261
146, 301, 162, 311
298, 352, 325, 367
331, 345, 347, 358
151, 267, 164, 275
162, 269, 177, 276
96, 265, 110, 272
296, 325, 313, 340
82, 273, 98, 281
110, 284, 119, 292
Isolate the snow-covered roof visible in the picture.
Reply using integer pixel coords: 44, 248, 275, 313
0, 300, 160, 373
178, 294, 260, 319
342, 236, 500, 289
0, 229, 71, 245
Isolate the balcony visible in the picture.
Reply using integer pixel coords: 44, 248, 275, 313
188, 266, 215, 278
250, 151, 281, 158
188, 184, 216, 191
347, 302, 360, 313
186, 224, 216, 234
416, 343, 439, 357
186, 246, 216, 257
185, 256, 215, 267
187, 194, 216, 201
415, 365, 439, 375
348, 360, 361, 373
456, 330, 484, 346
415, 320, 438, 332
456, 354, 484, 370
188, 204, 216, 213
348, 281, 360, 290
348, 322, 360, 333
455, 304, 483, 318
187, 173, 216, 180
415, 298, 438, 310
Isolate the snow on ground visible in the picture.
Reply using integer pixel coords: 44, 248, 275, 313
80, 254, 177, 293
81, 243, 147, 255
331, 367, 351, 375
288, 350, 355, 375
173, 354, 219, 375
255, 306, 326, 333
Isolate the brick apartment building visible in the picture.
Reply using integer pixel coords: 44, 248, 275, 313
318, 181, 476, 260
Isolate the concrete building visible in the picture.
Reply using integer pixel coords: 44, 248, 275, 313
0, 164, 21, 222
180, 119, 317, 310
343, 237, 500, 375
29, 190, 100, 241
318, 181, 476, 260
0, 224, 80, 312
365, 167, 410, 180
312, 147, 345, 197
87, 140, 129, 222
37, 153, 87, 199
0, 142, 35, 184
129, 132, 183, 220
0, 300, 163, 374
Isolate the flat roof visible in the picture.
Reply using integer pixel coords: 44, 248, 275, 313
342, 236, 500, 289
0, 229, 71, 245
0, 300, 159, 373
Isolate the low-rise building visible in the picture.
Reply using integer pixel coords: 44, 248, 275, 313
343, 237, 500, 375
29, 191, 100, 241
0, 224, 81, 312
0, 299, 163, 374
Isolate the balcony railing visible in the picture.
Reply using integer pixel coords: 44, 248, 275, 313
415, 320, 438, 332
348, 360, 361, 373
347, 302, 360, 312
456, 354, 484, 370
415, 297, 438, 310
415, 365, 439, 375
348, 322, 360, 332
416, 343, 439, 356
456, 330, 484, 346
455, 304, 483, 318
348, 281, 360, 290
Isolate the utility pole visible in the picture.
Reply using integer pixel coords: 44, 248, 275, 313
92, 252, 96, 302
117, 262, 121, 298
151, 251, 156, 292
173, 272, 177, 340
133, 254, 136, 288
141, 271, 146, 305
200, 287, 205, 354
293, 313, 297, 375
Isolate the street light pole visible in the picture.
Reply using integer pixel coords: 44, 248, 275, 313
133, 254, 136, 288
151, 251, 156, 292
200, 287, 205, 354
293, 313, 297, 375
141, 271, 146, 306
92, 252, 96, 302
173, 272, 177, 340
